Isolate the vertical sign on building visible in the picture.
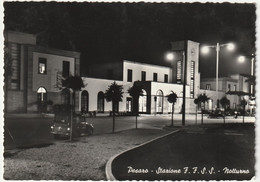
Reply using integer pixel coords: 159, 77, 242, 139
56, 71, 63, 89
177, 60, 182, 83
190, 61, 195, 98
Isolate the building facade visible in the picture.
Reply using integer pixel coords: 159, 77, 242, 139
78, 40, 201, 114
4, 31, 81, 113
200, 74, 254, 112
5, 32, 253, 115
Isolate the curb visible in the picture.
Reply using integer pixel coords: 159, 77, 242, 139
105, 129, 182, 180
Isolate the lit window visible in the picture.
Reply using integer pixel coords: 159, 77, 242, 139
38, 58, 47, 74
206, 84, 211, 90
126, 97, 132, 112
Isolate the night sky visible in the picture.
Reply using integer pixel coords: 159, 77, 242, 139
4, 2, 256, 78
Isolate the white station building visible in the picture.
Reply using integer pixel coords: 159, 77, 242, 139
5, 31, 254, 115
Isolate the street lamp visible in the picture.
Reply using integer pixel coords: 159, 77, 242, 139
238, 54, 255, 95
165, 52, 174, 61
201, 42, 235, 107
237, 54, 255, 117
238, 54, 255, 76
166, 51, 186, 126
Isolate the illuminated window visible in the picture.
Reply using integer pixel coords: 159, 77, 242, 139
38, 58, 47, 74
126, 97, 132, 112
37, 87, 47, 102
81, 90, 89, 112
156, 90, 163, 113
206, 84, 211, 90
97, 91, 105, 113
139, 89, 147, 113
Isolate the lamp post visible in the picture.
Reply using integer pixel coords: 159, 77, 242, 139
238, 53, 255, 98
166, 50, 186, 126
201, 42, 235, 107
238, 53, 255, 76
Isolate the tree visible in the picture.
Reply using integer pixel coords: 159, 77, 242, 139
196, 93, 210, 125
128, 81, 143, 129
62, 75, 84, 141
63, 75, 84, 111
105, 81, 124, 133
194, 98, 199, 125
167, 92, 178, 127
240, 99, 247, 124
220, 96, 230, 124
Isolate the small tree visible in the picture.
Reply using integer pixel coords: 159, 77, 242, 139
240, 99, 247, 124
197, 93, 210, 125
105, 81, 124, 133
167, 92, 178, 127
62, 75, 84, 141
128, 81, 143, 129
62, 75, 84, 110
194, 98, 199, 125
220, 96, 230, 124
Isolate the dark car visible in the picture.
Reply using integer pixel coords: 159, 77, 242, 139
51, 105, 94, 138
208, 110, 224, 119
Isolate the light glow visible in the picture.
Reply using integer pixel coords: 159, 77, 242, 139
227, 43, 235, 51
238, 56, 246, 63
166, 52, 174, 61
201, 46, 210, 54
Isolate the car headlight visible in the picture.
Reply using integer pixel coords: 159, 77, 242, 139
67, 127, 70, 131
51, 126, 54, 129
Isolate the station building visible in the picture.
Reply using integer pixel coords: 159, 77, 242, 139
79, 40, 201, 114
5, 31, 254, 115
4, 31, 80, 113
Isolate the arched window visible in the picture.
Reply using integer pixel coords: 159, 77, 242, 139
97, 91, 105, 113
61, 88, 71, 105
139, 89, 147, 113
37, 87, 47, 112
37, 87, 47, 102
81, 90, 89, 113
156, 90, 164, 113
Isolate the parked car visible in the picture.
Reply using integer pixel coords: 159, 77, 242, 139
208, 110, 224, 119
51, 105, 94, 138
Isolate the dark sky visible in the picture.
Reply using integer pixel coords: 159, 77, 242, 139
4, 2, 256, 78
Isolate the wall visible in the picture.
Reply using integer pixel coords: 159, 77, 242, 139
32, 52, 75, 92
4, 31, 36, 45
6, 91, 25, 113
123, 60, 172, 83
80, 77, 126, 112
